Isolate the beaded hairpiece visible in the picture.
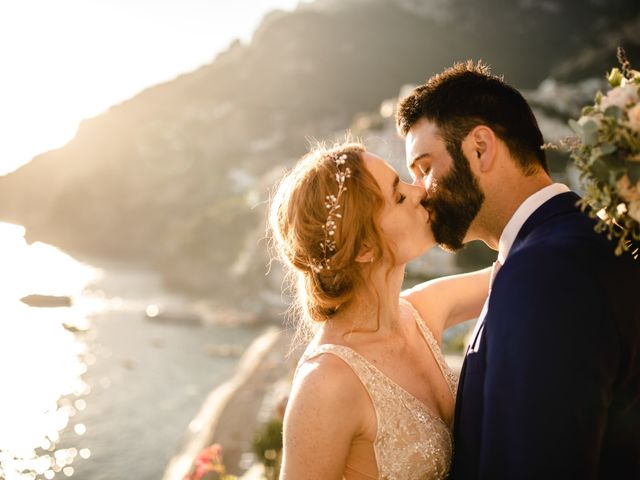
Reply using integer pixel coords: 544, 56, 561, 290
311, 153, 351, 273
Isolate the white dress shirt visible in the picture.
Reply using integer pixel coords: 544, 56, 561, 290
497, 183, 571, 264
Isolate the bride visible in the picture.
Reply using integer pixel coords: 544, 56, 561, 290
269, 142, 490, 479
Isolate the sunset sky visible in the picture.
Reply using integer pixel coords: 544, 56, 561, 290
0, 0, 307, 176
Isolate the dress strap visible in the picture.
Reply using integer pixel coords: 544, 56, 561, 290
399, 298, 458, 396
298, 343, 354, 367
296, 344, 379, 394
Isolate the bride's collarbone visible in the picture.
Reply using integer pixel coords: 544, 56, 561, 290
315, 316, 447, 390
311, 336, 454, 425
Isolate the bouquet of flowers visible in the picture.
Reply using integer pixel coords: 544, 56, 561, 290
561, 48, 640, 258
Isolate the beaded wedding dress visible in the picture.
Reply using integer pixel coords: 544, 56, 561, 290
297, 298, 458, 480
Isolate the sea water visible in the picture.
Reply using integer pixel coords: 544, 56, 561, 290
0, 222, 266, 480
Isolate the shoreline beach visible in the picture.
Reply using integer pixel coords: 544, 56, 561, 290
163, 327, 298, 479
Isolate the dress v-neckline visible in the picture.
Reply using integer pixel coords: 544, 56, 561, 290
327, 343, 450, 430
305, 299, 455, 428
399, 298, 457, 399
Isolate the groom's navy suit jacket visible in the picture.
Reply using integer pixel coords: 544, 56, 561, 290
449, 192, 640, 479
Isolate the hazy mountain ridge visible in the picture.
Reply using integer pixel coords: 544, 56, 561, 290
0, 0, 638, 317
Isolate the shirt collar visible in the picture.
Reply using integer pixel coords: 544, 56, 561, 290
497, 183, 570, 264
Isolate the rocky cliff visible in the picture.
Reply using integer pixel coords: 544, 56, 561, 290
0, 0, 638, 317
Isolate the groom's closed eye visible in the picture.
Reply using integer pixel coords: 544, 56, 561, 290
409, 152, 431, 173
411, 163, 431, 186
408, 152, 432, 179
417, 164, 431, 177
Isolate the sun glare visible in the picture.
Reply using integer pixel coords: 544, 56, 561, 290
0, 223, 99, 302
0, 222, 101, 478
0, 0, 305, 476
0, 0, 304, 176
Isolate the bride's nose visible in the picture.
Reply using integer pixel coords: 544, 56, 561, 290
408, 183, 427, 205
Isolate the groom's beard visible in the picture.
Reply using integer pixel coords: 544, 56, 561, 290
426, 145, 485, 252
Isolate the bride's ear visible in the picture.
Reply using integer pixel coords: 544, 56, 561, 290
464, 126, 497, 173
355, 244, 375, 264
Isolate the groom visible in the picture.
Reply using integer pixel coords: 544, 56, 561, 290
396, 61, 640, 479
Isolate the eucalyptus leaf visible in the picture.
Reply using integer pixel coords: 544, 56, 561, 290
602, 153, 626, 169
627, 161, 640, 184
604, 105, 623, 120
583, 129, 598, 147
609, 169, 625, 185
590, 158, 612, 183
580, 120, 599, 146
581, 120, 599, 134
569, 119, 583, 135
600, 143, 617, 155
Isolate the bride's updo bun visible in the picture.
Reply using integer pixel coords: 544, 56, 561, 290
269, 142, 389, 325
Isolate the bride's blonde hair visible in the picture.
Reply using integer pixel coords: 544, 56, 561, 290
269, 142, 392, 336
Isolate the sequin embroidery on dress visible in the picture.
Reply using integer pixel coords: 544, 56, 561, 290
296, 298, 458, 480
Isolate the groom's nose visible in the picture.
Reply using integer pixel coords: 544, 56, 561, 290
412, 174, 431, 193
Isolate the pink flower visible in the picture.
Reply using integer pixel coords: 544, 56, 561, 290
626, 102, 640, 132
184, 444, 226, 480
600, 84, 639, 111
616, 175, 640, 202
629, 200, 640, 223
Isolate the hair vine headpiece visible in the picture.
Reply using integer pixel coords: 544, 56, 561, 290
311, 153, 351, 273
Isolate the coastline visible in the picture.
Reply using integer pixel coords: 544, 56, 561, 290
162, 326, 297, 479
163, 322, 465, 480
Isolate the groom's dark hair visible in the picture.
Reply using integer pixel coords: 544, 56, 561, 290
396, 60, 548, 175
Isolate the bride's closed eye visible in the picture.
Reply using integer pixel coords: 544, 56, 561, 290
397, 193, 406, 204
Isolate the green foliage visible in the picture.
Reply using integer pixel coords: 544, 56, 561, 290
251, 419, 283, 480
561, 50, 640, 258
442, 321, 474, 355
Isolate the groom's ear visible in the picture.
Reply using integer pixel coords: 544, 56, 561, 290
465, 126, 497, 173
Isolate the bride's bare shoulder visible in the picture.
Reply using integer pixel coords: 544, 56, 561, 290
285, 346, 368, 442
293, 347, 362, 401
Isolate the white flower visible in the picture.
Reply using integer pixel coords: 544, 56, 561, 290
600, 84, 640, 111
628, 200, 640, 222
626, 102, 640, 132
578, 114, 602, 129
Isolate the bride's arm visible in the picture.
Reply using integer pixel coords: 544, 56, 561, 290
280, 355, 365, 480
402, 266, 491, 337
